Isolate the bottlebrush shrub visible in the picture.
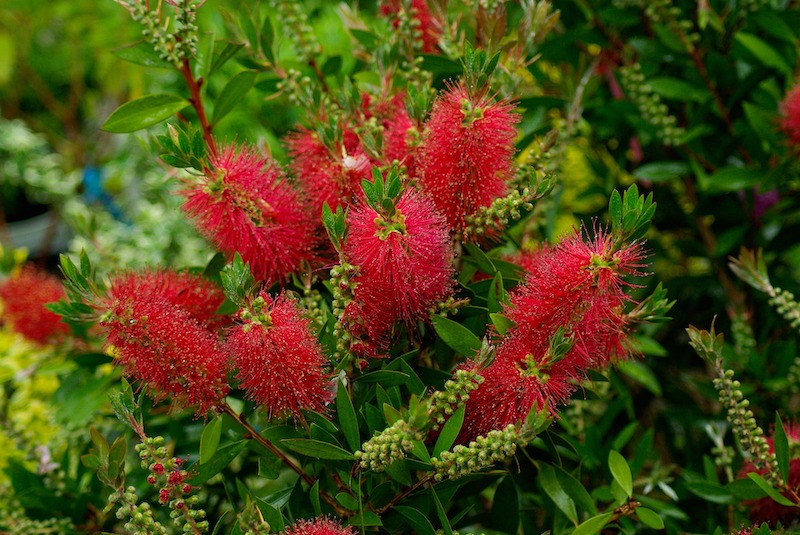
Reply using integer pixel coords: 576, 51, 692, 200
15, 0, 776, 533
0, 264, 69, 345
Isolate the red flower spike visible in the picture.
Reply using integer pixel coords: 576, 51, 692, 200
168, 471, 184, 485
0, 265, 69, 345
101, 273, 229, 416
286, 128, 372, 214
158, 489, 170, 504
379, 0, 441, 54
281, 516, 357, 535
225, 292, 333, 422
738, 423, 800, 527
780, 83, 800, 148
419, 81, 519, 235
342, 189, 455, 356
182, 143, 317, 284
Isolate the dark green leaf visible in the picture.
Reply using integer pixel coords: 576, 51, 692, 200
433, 405, 465, 457
102, 94, 190, 133
394, 506, 436, 535
322, 56, 342, 76
431, 315, 482, 356
213, 70, 257, 124
774, 413, 790, 483
200, 417, 223, 464
735, 32, 792, 74
539, 463, 578, 523
746, 472, 795, 506
700, 166, 762, 194
636, 507, 664, 529
489, 313, 514, 335
633, 161, 689, 183
355, 370, 409, 386
209, 41, 245, 76
648, 77, 708, 102
609, 450, 633, 498
617, 360, 662, 396
346, 511, 382, 527
336, 379, 359, 452
280, 439, 354, 460
112, 41, 172, 68
336, 492, 359, 511
491, 476, 520, 533
553, 465, 597, 515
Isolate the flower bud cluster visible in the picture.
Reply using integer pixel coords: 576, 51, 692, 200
464, 185, 537, 238
355, 419, 423, 472
431, 424, 519, 481
713, 370, 782, 485
730, 311, 757, 359
113, 486, 168, 535
330, 261, 359, 360
767, 286, 800, 332
269, 0, 322, 61
136, 436, 209, 532
0, 502, 74, 534
788, 357, 800, 395
118, 0, 201, 67
429, 369, 484, 430
619, 63, 685, 146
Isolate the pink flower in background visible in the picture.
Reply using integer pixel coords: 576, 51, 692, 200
0, 265, 69, 345
101, 272, 229, 415
281, 516, 357, 535
225, 292, 332, 421
182, 143, 317, 284
780, 83, 800, 147
419, 82, 519, 236
286, 128, 373, 213
342, 188, 455, 356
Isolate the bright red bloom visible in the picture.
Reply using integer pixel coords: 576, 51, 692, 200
225, 292, 332, 421
101, 272, 229, 415
281, 516, 356, 535
0, 265, 69, 345
182, 143, 317, 284
379, 0, 441, 54
342, 188, 455, 356
286, 128, 372, 214
738, 423, 800, 527
419, 82, 519, 235
780, 83, 800, 147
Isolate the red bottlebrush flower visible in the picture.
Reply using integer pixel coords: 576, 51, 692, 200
738, 423, 800, 527
0, 265, 69, 345
101, 272, 229, 415
780, 83, 800, 147
342, 189, 455, 356
182, 143, 317, 284
225, 292, 332, 421
379, 0, 441, 54
286, 128, 372, 214
281, 516, 357, 535
418, 82, 519, 235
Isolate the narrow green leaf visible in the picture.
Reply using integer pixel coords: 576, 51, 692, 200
491, 476, 520, 533
102, 94, 190, 133
609, 190, 622, 230
394, 506, 436, 535
636, 507, 664, 529
431, 315, 482, 356
609, 450, 633, 498
280, 439, 354, 460
433, 405, 465, 457
310, 481, 322, 516
200, 417, 223, 464
410, 439, 432, 464
209, 41, 244, 76
213, 70, 257, 124
187, 441, 248, 485
336, 492, 359, 510
112, 41, 172, 68
617, 360, 662, 396
487, 272, 506, 313
573, 512, 613, 535
489, 313, 514, 335
336, 380, 359, 452
384, 458, 412, 485
774, 413, 790, 483
346, 511, 382, 527
553, 465, 597, 515
539, 463, 578, 523
735, 32, 792, 74
89, 427, 110, 459
746, 472, 795, 507
633, 161, 690, 183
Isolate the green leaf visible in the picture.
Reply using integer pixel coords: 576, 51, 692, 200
609, 450, 633, 498
108, 378, 138, 427
209, 41, 245, 76
553, 465, 597, 515
635, 507, 664, 529
336, 379, 359, 452
685, 479, 734, 504
433, 405, 465, 457
102, 94, 190, 133
699, 166, 762, 194
487, 272, 506, 313
746, 472, 795, 507
346, 511, 382, 527
489, 313, 514, 336
394, 506, 436, 535
648, 77, 708, 103
491, 476, 520, 533
213, 70, 257, 124
573, 512, 613, 535
336, 492, 359, 510
431, 487, 453, 535
617, 360, 662, 396
431, 315, 482, 356
187, 441, 248, 485
774, 413, 790, 483
112, 41, 172, 68
200, 417, 223, 464
280, 439, 355, 460
220, 253, 254, 306
633, 161, 690, 183
735, 32, 792, 75
609, 189, 622, 231
539, 463, 578, 523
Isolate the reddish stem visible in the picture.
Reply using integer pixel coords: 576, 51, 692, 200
178, 59, 217, 158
